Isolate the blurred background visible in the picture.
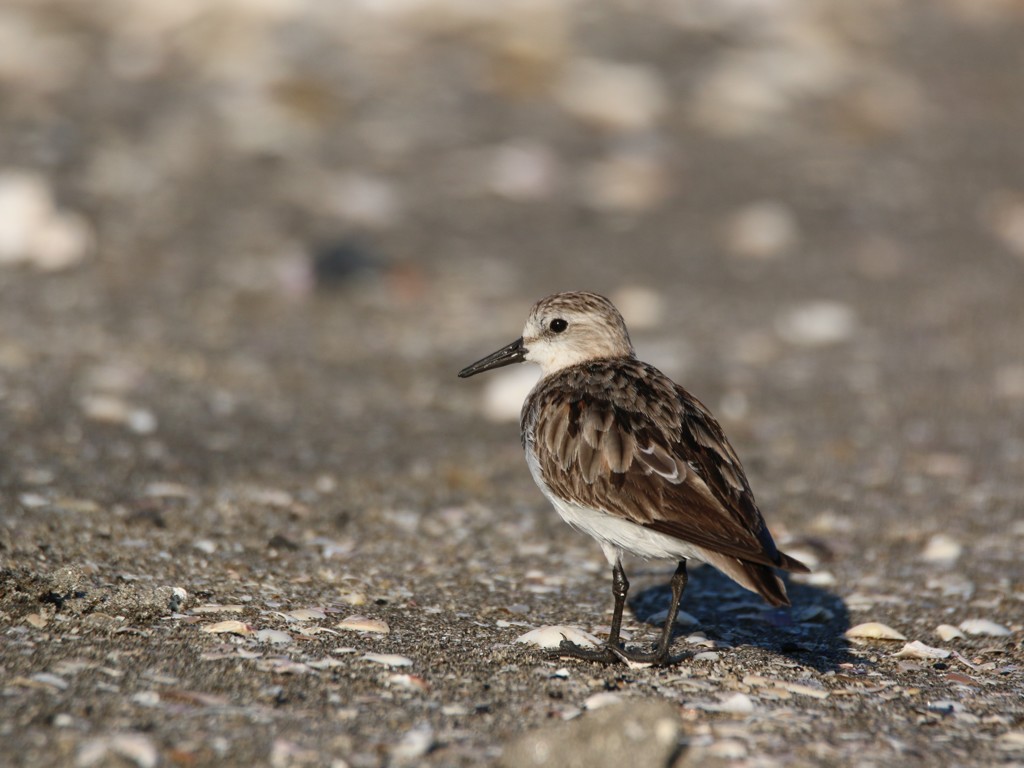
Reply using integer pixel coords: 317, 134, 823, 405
1, 0, 1023, 540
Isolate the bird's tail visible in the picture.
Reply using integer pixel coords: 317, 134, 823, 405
705, 550, 809, 608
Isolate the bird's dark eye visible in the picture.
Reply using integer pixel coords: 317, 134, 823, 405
549, 318, 568, 333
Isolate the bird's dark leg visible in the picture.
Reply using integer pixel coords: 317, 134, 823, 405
622, 561, 688, 667
553, 560, 630, 664
606, 560, 630, 649
607, 560, 687, 666
554, 560, 687, 666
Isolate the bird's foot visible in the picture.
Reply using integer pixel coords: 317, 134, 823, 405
607, 644, 676, 667
550, 639, 678, 667
548, 639, 621, 665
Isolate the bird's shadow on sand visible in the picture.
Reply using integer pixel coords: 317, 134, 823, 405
629, 563, 856, 673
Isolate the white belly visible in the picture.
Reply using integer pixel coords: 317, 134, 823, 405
525, 445, 705, 566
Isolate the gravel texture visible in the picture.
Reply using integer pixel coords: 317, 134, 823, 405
1, 1, 1023, 766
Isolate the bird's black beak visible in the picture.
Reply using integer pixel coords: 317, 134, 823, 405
458, 337, 526, 378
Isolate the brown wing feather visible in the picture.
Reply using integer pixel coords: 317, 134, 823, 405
524, 359, 809, 574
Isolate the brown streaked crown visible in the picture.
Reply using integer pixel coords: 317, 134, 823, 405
521, 292, 635, 377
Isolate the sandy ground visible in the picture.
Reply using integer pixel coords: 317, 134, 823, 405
1, 1, 1023, 766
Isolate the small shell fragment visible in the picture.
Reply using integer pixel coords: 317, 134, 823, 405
936, 624, 966, 641
959, 619, 1011, 637
700, 692, 755, 714
776, 681, 830, 699
804, 570, 837, 587
775, 301, 857, 347
255, 629, 293, 645
692, 651, 721, 663
894, 641, 951, 660
920, 534, 963, 564
201, 620, 253, 636
998, 731, 1024, 750
390, 725, 434, 763
30, 673, 69, 691
76, 733, 158, 768
337, 615, 391, 634
844, 622, 906, 641
647, 607, 699, 626
794, 605, 834, 623
583, 692, 623, 710
25, 613, 48, 629
283, 608, 327, 622
388, 674, 429, 691
515, 625, 600, 649
362, 653, 413, 668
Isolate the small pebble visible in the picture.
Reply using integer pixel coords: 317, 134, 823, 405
701, 692, 755, 714
775, 301, 857, 347
130, 691, 160, 707
0, 170, 92, 270
583, 692, 623, 710
724, 200, 799, 260
801, 570, 836, 588
30, 672, 69, 691
193, 539, 217, 555
79, 395, 155, 433
845, 622, 906, 641
958, 619, 1011, 637
515, 625, 600, 649
998, 732, 1024, 751
18, 493, 49, 509
77, 733, 158, 768
707, 739, 748, 759
0, 171, 51, 264
555, 58, 667, 132
777, 681, 829, 699
920, 533, 962, 564
388, 674, 429, 692
692, 651, 720, 662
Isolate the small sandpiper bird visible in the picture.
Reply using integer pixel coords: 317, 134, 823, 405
459, 291, 808, 665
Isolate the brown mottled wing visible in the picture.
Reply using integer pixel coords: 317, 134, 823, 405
526, 359, 803, 572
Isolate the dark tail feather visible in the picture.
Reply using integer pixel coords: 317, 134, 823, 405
704, 552, 794, 607
744, 561, 792, 607
777, 550, 811, 574
749, 550, 812, 607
